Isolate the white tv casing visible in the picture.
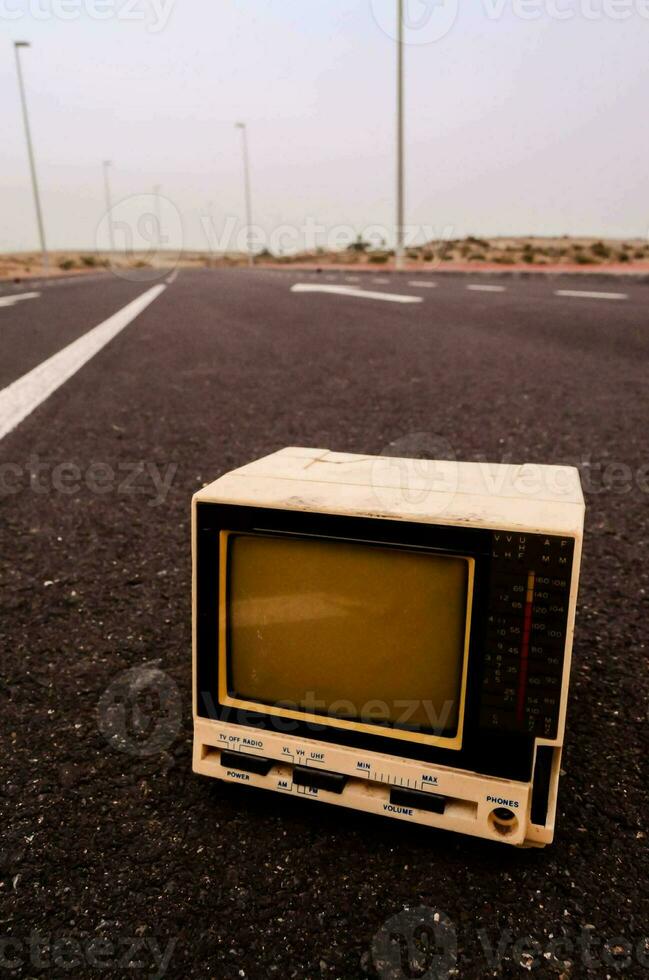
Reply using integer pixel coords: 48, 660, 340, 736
192, 447, 584, 847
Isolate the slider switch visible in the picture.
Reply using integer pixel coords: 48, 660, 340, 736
220, 750, 274, 776
390, 787, 446, 814
293, 766, 347, 794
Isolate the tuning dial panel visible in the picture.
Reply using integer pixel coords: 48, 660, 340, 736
480, 532, 575, 738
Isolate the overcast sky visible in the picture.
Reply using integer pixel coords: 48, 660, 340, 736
2, 0, 649, 252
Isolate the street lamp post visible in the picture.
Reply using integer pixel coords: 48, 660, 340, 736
235, 122, 254, 268
102, 160, 116, 256
395, 0, 405, 272
14, 41, 48, 272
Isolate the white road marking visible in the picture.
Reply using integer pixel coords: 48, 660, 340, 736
0, 291, 40, 308
325, 274, 337, 280
373, 277, 390, 284
0, 284, 166, 442
555, 289, 627, 301
291, 283, 422, 304
165, 268, 178, 284
345, 276, 360, 282
467, 284, 506, 293
408, 280, 437, 289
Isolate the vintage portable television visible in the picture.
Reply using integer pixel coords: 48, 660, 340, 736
192, 447, 584, 847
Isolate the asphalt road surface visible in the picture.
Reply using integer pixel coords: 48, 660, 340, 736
1, 268, 648, 979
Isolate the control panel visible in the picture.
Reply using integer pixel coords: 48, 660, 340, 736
193, 720, 536, 845
480, 531, 575, 738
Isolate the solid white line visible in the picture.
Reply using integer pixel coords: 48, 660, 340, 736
467, 284, 506, 293
0, 291, 40, 308
0, 284, 166, 442
165, 268, 178, 284
291, 283, 422, 304
408, 281, 437, 289
555, 289, 627, 301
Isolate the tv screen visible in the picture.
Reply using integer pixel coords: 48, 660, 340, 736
221, 533, 473, 742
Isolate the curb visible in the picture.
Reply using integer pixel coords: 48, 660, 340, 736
261, 264, 649, 284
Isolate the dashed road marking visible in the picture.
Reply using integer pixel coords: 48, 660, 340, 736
408, 281, 437, 289
0, 284, 166, 442
555, 289, 627, 301
0, 291, 40, 308
467, 284, 506, 293
291, 283, 422, 304
373, 277, 390, 284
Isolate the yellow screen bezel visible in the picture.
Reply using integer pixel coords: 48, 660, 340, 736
217, 530, 475, 750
